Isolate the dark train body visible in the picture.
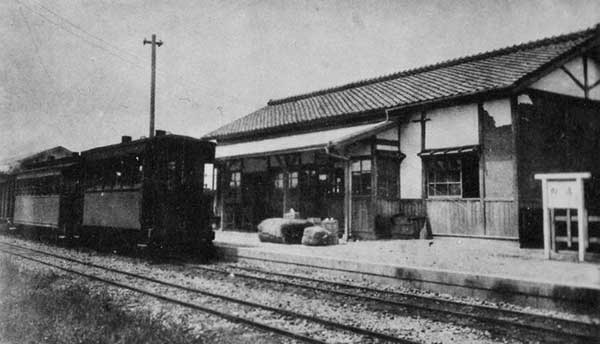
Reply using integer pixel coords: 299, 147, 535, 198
12, 157, 81, 240
0, 133, 216, 255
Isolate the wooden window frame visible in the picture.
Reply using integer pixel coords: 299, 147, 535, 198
424, 154, 479, 199
351, 158, 372, 195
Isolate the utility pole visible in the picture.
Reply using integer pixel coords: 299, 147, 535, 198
143, 34, 163, 138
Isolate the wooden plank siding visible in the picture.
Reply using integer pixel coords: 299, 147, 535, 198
400, 198, 517, 238
351, 196, 373, 238
399, 199, 426, 217
485, 199, 518, 238
426, 199, 484, 236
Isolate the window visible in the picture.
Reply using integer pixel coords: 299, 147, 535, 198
425, 155, 479, 198
229, 171, 241, 188
329, 168, 344, 195
203, 163, 216, 190
289, 171, 298, 188
377, 158, 399, 199
274, 172, 284, 189
15, 175, 61, 196
352, 159, 371, 195
166, 160, 178, 190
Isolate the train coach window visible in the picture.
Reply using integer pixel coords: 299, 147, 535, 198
166, 160, 178, 190
128, 155, 143, 187
90, 170, 102, 191
204, 163, 215, 190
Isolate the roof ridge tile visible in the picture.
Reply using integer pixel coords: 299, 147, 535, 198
266, 25, 596, 106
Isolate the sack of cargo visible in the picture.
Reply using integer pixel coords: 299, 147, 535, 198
257, 218, 312, 244
301, 225, 337, 246
321, 218, 340, 238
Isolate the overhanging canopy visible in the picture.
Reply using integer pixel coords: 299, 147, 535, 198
216, 121, 396, 160
418, 145, 479, 157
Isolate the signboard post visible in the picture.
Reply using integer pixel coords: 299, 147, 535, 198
534, 172, 591, 262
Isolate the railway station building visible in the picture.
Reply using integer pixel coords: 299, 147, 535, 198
205, 26, 600, 247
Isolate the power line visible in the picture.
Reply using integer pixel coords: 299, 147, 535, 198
14, 0, 141, 66
19, 0, 203, 95
18, 6, 53, 81
13, 0, 218, 116
29, 0, 143, 63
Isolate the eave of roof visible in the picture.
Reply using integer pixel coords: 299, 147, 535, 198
215, 121, 395, 160
82, 133, 212, 157
205, 24, 600, 142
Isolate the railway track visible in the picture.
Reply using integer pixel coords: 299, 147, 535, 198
187, 263, 600, 343
0, 242, 418, 344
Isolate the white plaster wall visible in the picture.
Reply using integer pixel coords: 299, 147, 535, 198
425, 104, 479, 149
400, 113, 422, 199
482, 98, 515, 199
483, 99, 512, 126
590, 59, 600, 99
531, 57, 600, 101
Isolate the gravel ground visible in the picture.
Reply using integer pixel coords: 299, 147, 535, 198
2, 237, 592, 343
0, 240, 298, 344
215, 231, 600, 287
225, 259, 600, 324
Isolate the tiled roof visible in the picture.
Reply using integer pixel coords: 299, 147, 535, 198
206, 26, 598, 140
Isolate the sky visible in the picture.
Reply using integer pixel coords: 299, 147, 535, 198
1, 0, 600, 162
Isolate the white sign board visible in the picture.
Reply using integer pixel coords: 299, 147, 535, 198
547, 179, 579, 209
534, 172, 591, 262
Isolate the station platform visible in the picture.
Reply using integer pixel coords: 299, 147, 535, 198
214, 230, 600, 313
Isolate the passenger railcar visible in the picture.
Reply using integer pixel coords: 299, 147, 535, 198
0, 174, 16, 231
11, 157, 81, 240
79, 132, 216, 252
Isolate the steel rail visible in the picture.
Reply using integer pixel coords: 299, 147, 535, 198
191, 263, 599, 341
0, 242, 418, 344
0, 246, 327, 344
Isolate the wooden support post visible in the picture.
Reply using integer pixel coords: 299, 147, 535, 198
566, 208, 572, 247
217, 166, 224, 231
477, 103, 487, 235
583, 56, 589, 99
550, 208, 556, 253
577, 207, 585, 262
282, 171, 288, 216
584, 208, 589, 249
577, 178, 586, 262
344, 159, 352, 240
143, 34, 163, 138
541, 178, 551, 259
510, 96, 520, 239
419, 112, 427, 199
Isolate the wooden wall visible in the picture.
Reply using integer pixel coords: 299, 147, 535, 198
517, 90, 600, 247
351, 196, 373, 238
485, 199, 518, 237
426, 199, 483, 235
400, 198, 517, 238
